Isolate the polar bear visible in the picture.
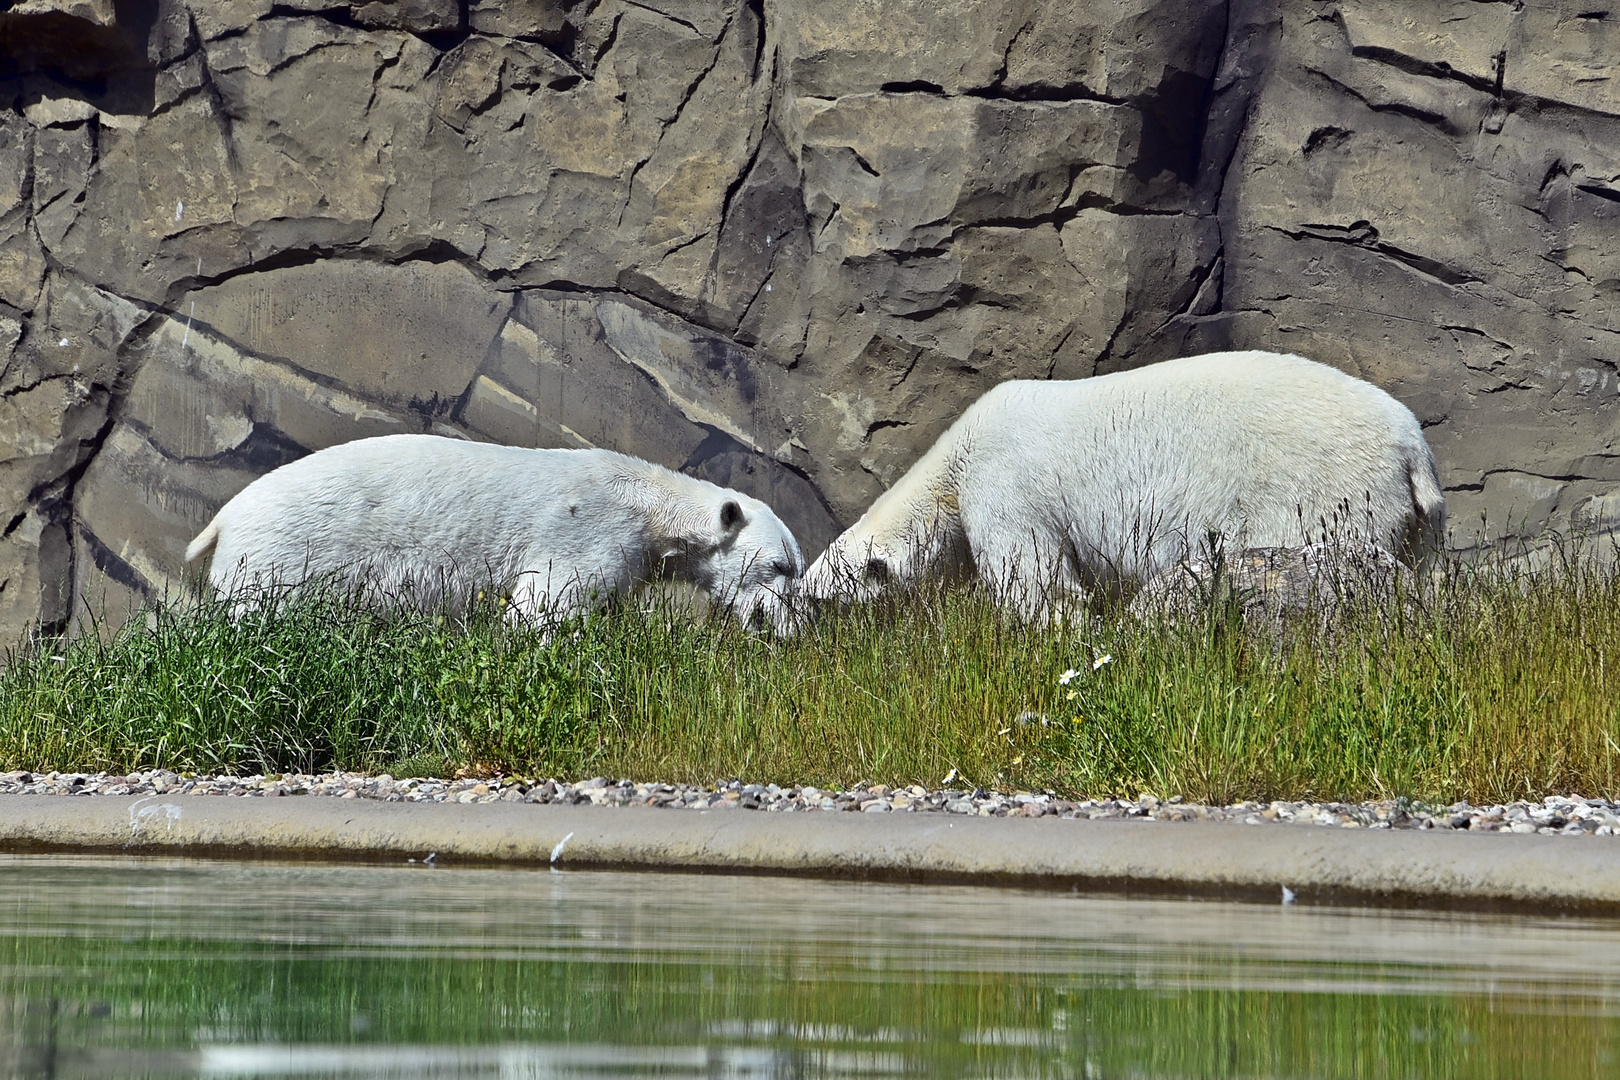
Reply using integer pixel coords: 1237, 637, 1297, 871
185, 434, 806, 633
802, 350, 1445, 619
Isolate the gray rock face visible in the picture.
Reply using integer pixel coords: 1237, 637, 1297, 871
0, 0, 1616, 642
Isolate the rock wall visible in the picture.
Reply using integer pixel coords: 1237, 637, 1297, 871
0, 0, 1616, 640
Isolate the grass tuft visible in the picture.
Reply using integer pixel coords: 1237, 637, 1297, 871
3, 544, 1619, 804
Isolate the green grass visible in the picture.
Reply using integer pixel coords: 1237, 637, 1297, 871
3, 545, 1619, 805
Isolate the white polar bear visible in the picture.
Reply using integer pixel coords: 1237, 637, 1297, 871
802, 350, 1445, 618
185, 434, 806, 633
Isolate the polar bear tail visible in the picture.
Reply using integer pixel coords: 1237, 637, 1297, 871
184, 517, 222, 564
1405, 451, 1447, 560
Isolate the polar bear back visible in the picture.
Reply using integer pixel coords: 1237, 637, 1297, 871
951, 351, 1440, 579
204, 435, 663, 603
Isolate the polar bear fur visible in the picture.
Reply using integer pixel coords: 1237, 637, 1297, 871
802, 350, 1445, 618
186, 434, 806, 633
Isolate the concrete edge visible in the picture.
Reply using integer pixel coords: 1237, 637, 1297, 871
3, 794, 1619, 913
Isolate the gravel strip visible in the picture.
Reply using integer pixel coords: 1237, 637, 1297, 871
3, 770, 1617, 837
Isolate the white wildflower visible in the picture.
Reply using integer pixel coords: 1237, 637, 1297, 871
1058, 668, 1079, 685
1092, 653, 1113, 670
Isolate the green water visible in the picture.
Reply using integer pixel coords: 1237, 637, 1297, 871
3, 856, 1619, 1078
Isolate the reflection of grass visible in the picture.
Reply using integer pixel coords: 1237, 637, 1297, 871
2, 544, 1619, 805
4, 928, 1620, 1078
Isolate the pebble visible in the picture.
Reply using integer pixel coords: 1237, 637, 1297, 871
0, 770, 1614, 837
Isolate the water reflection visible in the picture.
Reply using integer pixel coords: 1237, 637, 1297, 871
3, 855, 1619, 1078
198, 1044, 829, 1078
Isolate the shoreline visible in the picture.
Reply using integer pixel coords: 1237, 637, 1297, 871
4, 768, 1617, 836
4, 784, 1620, 914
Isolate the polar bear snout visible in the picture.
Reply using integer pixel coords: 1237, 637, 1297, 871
802, 536, 909, 608
730, 574, 812, 637
698, 513, 809, 637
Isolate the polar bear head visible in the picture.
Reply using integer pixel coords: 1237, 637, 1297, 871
651, 484, 806, 635
801, 494, 963, 605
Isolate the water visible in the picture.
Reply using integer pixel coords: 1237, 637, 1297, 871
3, 855, 1619, 1078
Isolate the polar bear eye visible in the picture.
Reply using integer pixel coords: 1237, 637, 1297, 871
863, 558, 890, 583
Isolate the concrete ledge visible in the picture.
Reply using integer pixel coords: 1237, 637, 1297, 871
3, 794, 1619, 912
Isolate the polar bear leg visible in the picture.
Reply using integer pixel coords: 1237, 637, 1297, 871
507, 565, 627, 629
972, 529, 1090, 624
507, 574, 565, 627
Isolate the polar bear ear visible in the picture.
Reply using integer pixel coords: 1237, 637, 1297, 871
719, 500, 745, 536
